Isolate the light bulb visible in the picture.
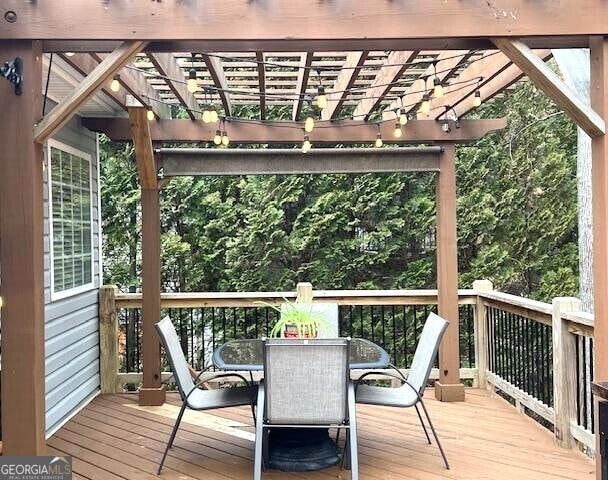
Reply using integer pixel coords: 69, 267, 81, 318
304, 116, 315, 133
473, 90, 482, 108
146, 108, 155, 121
398, 108, 408, 126
221, 131, 229, 146
202, 107, 212, 124
65, 52, 75, 57
420, 93, 431, 115
393, 122, 402, 138
316, 86, 327, 109
302, 135, 312, 153
213, 130, 222, 145
209, 107, 219, 124
375, 133, 383, 148
433, 77, 444, 98
110, 75, 120, 92
187, 69, 198, 94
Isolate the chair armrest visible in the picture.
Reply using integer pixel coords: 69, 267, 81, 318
185, 372, 255, 401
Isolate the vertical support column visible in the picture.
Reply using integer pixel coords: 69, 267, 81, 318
139, 186, 165, 405
473, 280, 493, 389
590, 36, 608, 479
129, 106, 165, 406
0, 41, 46, 455
435, 142, 465, 402
296, 282, 314, 303
552, 297, 582, 448
99, 285, 120, 394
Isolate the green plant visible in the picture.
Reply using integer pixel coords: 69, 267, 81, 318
257, 298, 329, 338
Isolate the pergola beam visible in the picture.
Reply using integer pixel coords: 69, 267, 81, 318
352, 50, 418, 120
321, 51, 368, 120
5, 1, 608, 42
292, 52, 313, 120
82, 118, 507, 144
202, 54, 232, 116
34, 40, 146, 144
493, 38, 605, 137
147, 53, 201, 120
160, 147, 441, 176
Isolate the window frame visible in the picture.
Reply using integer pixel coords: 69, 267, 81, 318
47, 139, 95, 301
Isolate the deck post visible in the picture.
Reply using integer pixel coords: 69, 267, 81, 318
0, 41, 46, 455
590, 36, 608, 480
552, 297, 582, 448
296, 282, 314, 303
129, 107, 165, 406
434, 142, 465, 402
99, 285, 120, 394
472, 280, 493, 389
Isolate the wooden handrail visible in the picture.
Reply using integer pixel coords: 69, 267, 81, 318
114, 288, 478, 309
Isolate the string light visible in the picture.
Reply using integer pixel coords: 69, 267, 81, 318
433, 77, 444, 98
419, 93, 431, 115
302, 133, 312, 153
374, 125, 383, 148
186, 54, 198, 93
209, 104, 219, 123
221, 120, 230, 146
393, 121, 403, 138
202, 105, 213, 123
110, 75, 121, 92
398, 108, 408, 126
304, 115, 315, 133
146, 108, 155, 121
213, 129, 222, 145
473, 90, 482, 108
316, 85, 327, 109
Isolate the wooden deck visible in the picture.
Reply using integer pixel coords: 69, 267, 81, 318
48, 389, 594, 480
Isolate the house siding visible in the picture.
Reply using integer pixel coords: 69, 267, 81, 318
43, 112, 101, 437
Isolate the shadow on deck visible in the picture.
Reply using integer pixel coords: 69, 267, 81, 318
48, 389, 594, 480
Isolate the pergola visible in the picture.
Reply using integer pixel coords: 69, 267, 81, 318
1, 3, 607, 477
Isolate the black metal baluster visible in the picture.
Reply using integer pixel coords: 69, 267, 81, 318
359, 306, 364, 338
222, 308, 227, 344
380, 306, 386, 349
370, 306, 375, 343
403, 305, 408, 367
391, 305, 397, 366
349, 306, 354, 338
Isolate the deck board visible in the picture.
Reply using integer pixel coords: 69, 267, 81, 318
50, 389, 594, 480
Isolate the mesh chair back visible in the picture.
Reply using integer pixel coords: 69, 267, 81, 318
155, 316, 195, 400
263, 338, 350, 425
407, 313, 449, 394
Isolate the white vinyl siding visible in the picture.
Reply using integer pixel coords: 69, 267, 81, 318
48, 140, 94, 300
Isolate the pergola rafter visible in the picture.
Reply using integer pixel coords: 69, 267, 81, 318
201, 53, 232, 116
292, 52, 313, 120
321, 51, 369, 120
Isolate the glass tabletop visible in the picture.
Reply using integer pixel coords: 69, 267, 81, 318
212, 338, 390, 371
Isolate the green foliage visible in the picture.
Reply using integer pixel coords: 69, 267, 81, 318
101, 80, 579, 303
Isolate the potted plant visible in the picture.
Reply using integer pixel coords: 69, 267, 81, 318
258, 298, 330, 338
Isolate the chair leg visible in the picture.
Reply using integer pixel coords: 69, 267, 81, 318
414, 403, 432, 444
347, 383, 359, 480
157, 401, 187, 475
253, 383, 265, 480
419, 398, 450, 470
335, 427, 342, 445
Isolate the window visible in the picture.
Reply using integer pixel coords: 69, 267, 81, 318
48, 140, 94, 299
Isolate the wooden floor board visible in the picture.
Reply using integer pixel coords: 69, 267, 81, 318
50, 389, 594, 480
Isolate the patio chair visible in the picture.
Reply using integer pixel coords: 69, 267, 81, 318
154, 316, 258, 475
253, 338, 358, 480
355, 312, 450, 469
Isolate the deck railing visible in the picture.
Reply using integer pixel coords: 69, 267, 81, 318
98, 281, 596, 455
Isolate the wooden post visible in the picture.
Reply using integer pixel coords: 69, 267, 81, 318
590, 36, 608, 479
434, 142, 465, 402
99, 285, 120, 394
552, 297, 582, 448
0, 41, 46, 455
129, 107, 165, 406
296, 282, 314, 303
473, 280, 493, 389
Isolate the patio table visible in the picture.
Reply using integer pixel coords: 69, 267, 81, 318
212, 338, 390, 472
